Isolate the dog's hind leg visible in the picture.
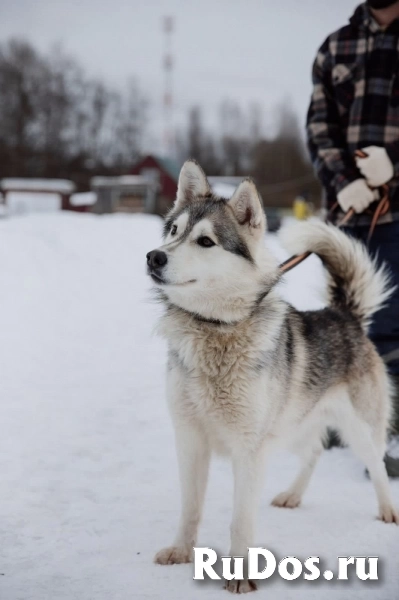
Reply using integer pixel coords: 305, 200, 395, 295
154, 423, 211, 565
338, 407, 399, 524
271, 440, 323, 509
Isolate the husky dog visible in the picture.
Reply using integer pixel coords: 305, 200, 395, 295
147, 160, 398, 593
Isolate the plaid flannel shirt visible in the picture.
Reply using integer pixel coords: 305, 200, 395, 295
307, 2, 399, 225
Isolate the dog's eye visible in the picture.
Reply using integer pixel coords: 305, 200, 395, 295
171, 224, 177, 236
197, 236, 215, 248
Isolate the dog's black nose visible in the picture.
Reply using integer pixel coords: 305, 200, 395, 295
146, 250, 168, 269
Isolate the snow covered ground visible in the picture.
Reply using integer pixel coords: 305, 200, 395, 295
0, 213, 398, 600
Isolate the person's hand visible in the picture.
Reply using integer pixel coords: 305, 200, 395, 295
337, 179, 374, 214
355, 146, 394, 187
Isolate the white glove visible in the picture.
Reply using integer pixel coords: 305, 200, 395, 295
355, 146, 394, 187
337, 178, 374, 214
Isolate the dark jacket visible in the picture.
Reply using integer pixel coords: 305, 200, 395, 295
307, 2, 399, 225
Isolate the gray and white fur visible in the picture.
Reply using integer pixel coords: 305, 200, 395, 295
146, 160, 398, 594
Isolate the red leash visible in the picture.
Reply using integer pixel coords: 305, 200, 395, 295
279, 150, 390, 275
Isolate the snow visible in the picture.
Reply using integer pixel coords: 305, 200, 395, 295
70, 191, 97, 207
1, 178, 75, 193
0, 213, 397, 600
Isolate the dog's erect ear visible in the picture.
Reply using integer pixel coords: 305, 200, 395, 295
175, 160, 211, 208
228, 179, 265, 231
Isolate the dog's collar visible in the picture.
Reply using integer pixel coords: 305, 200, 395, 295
167, 303, 238, 326
166, 287, 272, 327
192, 313, 238, 326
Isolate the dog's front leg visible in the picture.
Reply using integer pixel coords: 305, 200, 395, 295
225, 448, 266, 594
154, 423, 210, 565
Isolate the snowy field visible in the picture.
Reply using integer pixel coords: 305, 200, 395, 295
0, 212, 398, 600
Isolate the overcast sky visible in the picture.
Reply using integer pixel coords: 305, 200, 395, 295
1, 0, 360, 150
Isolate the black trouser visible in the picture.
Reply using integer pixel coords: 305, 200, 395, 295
343, 221, 399, 378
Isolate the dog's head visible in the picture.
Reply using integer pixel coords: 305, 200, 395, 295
146, 160, 279, 323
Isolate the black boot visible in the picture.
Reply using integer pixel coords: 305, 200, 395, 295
368, 374, 399, 479
384, 454, 399, 478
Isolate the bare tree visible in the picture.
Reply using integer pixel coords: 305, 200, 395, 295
183, 106, 220, 174
0, 40, 45, 175
0, 38, 149, 183
250, 102, 319, 206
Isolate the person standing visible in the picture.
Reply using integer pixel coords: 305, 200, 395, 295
307, 0, 399, 475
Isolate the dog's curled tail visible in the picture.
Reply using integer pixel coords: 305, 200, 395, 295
280, 220, 394, 332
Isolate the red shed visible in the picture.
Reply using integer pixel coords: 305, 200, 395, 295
131, 155, 180, 215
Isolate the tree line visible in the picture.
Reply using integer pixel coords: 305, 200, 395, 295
0, 38, 320, 205
178, 101, 320, 206
0, 39, 147, 188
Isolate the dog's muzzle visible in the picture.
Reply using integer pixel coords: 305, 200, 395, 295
146, 250, 168, 283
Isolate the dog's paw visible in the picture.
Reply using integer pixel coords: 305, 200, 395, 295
224, 579, 257, 594
271, 490, 301, 509
154, 545, 193, 565
378, 505, 399, 525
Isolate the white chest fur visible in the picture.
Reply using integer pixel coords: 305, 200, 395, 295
160, 307, 286, 451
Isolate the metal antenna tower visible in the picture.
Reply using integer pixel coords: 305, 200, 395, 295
162, 16, 174, 158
